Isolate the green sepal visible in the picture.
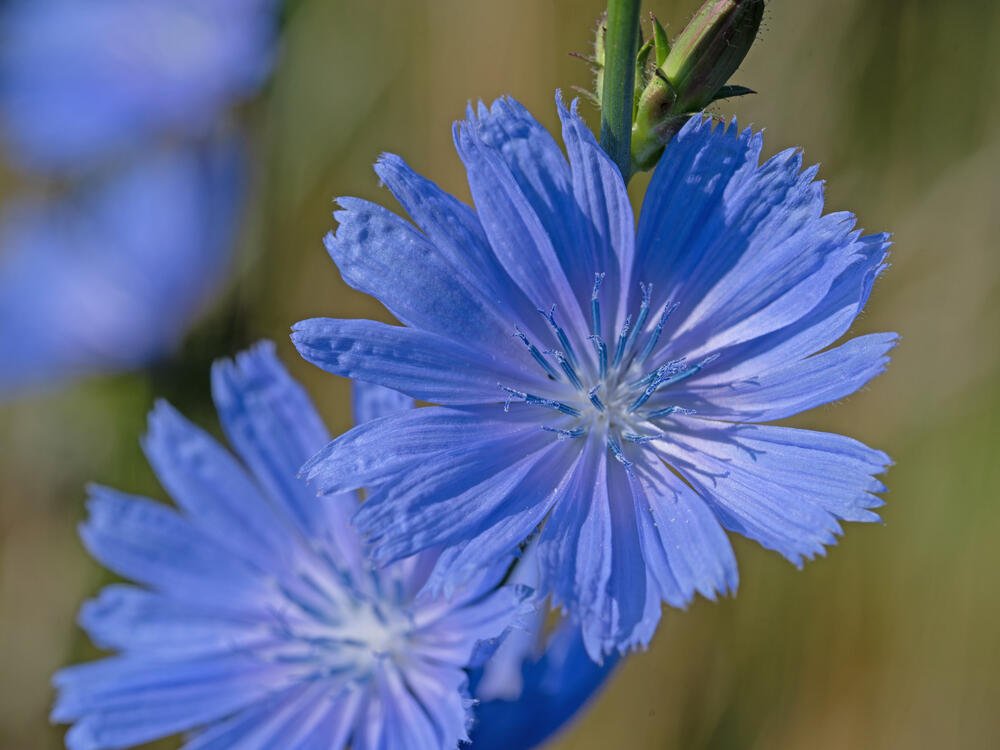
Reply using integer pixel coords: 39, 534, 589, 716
712, 84, 756, 101
592, 12, 608, 108
652, 14, 670, 67
635, 37, 654, 92
571, 85, 602, 107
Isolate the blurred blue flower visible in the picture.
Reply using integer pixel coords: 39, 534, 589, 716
0, 0, 281, 394
470, 621, 618, 750
293, 95, 898, 660
52, 342, 531, 750
469, 549, 619, 750
0, 142, 244, 395
0, 0, 277, 172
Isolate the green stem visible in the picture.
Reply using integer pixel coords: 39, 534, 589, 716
599, 0, 641, 182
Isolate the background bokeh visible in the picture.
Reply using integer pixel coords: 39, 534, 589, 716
2, 0, 998, 747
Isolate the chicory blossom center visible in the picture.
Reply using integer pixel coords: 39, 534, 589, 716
328, 600, 414, 674
273, 559, 419, 685
502, 273, 713, 467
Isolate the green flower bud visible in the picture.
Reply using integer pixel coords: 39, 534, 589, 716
630, 0, 763, 172
662, 0, 763, 111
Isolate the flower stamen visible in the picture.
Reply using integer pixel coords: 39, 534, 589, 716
547, 349, 585, 391
612, 314, 632, 368
538, 305, 581, 372
499, 385, 582, 416
513, 327, 562, 381
591, 272, 605, 337
636, 301, 678, 366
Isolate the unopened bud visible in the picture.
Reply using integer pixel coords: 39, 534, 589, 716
662, 0, 763, 111
631, 0, 763, 172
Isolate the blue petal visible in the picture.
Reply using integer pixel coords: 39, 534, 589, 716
636, 117, 886, 361
53, 653, 296, 750
678, 209, 877, 357
292, 318, 546, 404
79, 486, 267, 604
354, 662, 456, 750
210, 342, 362, 560
181, 683, 358, 750
630, 458, 738, 607
426, 442, 582, 587
454, 108, 590, 343
657, 421, 890, 565
373, 152, 541, 334
270, 689, 360, 750
411, 583, 533, 671
351, 380, 414, 425
557, 95, 636, 328
536, 434, 648, 660
392, 661, 471, 750
473, 549, 546, 700
356, 434, 561, 562
663, 332, 899, 422
300, 404, 544, 496
598, 452, 653, 655
469, 621, 619, 750
77, 584, 266, 658
691, 231, 891, 384
324, 196, 523, 356
468, 96, 594, 319
634, 117, 760, 315
142, 399, 294, 570
537, 436, 608, 629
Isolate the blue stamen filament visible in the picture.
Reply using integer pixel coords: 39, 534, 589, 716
636, 301, 677, 366
507, 280, 716, 455
588, 386, 605, 412
513, 327, 562, 381
543, 426, 587, 439
588, 335, 608, 380
627, 365, 670, 413
623, 282, 652, 355
655, 354, 720, 389
630, 358, 686, 389
539, 305, 581, 373
499, 385, 581, 417
548, 350, 585, 391
623, 431, 667, 444
646, 405, 694, 419
607, 436, 632, 471
612, 315, 631, 368
591, 272, 605, 337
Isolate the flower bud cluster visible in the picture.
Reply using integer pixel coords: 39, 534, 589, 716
580, 1, 763, 174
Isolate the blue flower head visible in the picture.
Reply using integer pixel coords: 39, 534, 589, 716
470, 620, 618, 750
293, 94, 898, 660
0, 0, 276, 172
52, 342, 531, 750
0, 142, 243, 395
470, 548, 619, 750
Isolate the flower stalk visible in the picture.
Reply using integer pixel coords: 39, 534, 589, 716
598, 0, 642, 181
586, 0, 763, 178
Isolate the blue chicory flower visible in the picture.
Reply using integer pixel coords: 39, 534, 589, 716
470, 547, 619, 749
0, 142, 244, 395
292, 94, 898, 660
470, 621, 619, 750
52, 342, 531, 750
0, 0, 276, 172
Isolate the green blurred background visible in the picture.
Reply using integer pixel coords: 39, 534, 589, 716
2, 0, 998, 747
